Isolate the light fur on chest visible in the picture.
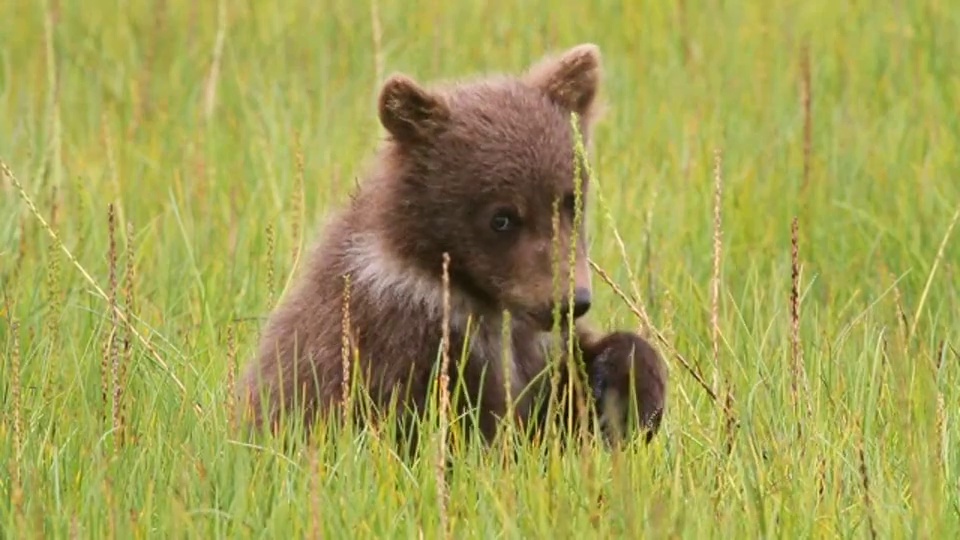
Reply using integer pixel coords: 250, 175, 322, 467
463, 316, 524, 404
342, 231, 522, 397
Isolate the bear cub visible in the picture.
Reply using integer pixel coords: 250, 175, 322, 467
238, 43, 667, 448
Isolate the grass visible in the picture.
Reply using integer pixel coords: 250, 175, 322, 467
2, 0, 959, 537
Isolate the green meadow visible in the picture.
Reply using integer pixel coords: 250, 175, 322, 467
2, 0, 959, 537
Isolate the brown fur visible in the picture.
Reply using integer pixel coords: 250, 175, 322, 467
238, 43, 667, 449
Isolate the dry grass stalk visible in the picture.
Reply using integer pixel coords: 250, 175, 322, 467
711, 148, 723, 395
789, 216, 812, 435
119, 220, 136, 443
568, 115, 590, 439
225, 323, 238, 430
45, 185, 62, 342
2, 159, 196, 410
437, 252, 453, 539
265, 223, 276, 307
106, 203, 123, 449
124, 221, 137, 315
712, 148, 738, 450
340, 274, 353, 420
789, 217, 801, 372
858, 424, 877, 540
588, 167, 652, 336
101, 208, 114, 418
501, 310, 515, 439
589, 259, 717, 404
544, 197, 564, 440
570, 102, 651, 338
279, 132, 307, 301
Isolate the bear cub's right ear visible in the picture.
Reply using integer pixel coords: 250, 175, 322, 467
524, 43, 602, 122
378, 74, 451, 144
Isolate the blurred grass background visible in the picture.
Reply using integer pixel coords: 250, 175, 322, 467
2, 0, 959, 537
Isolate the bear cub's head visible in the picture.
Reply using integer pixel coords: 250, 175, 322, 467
375, 44, 604, 331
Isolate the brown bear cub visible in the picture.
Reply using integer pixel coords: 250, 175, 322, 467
238, 43, 667, 449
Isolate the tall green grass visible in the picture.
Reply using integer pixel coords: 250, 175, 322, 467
2, 0, 959, 537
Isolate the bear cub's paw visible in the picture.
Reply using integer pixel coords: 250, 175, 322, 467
586, 331, 667, 445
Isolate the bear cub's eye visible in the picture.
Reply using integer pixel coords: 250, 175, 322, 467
490, 209, 519, 233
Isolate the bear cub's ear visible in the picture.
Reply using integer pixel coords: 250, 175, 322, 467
378, 74, 451, 144
524, 43, 602, 120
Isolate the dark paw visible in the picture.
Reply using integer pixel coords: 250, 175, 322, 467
587, 331, 667, 444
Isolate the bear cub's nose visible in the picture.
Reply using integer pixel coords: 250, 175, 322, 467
572, 287, 592, 319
